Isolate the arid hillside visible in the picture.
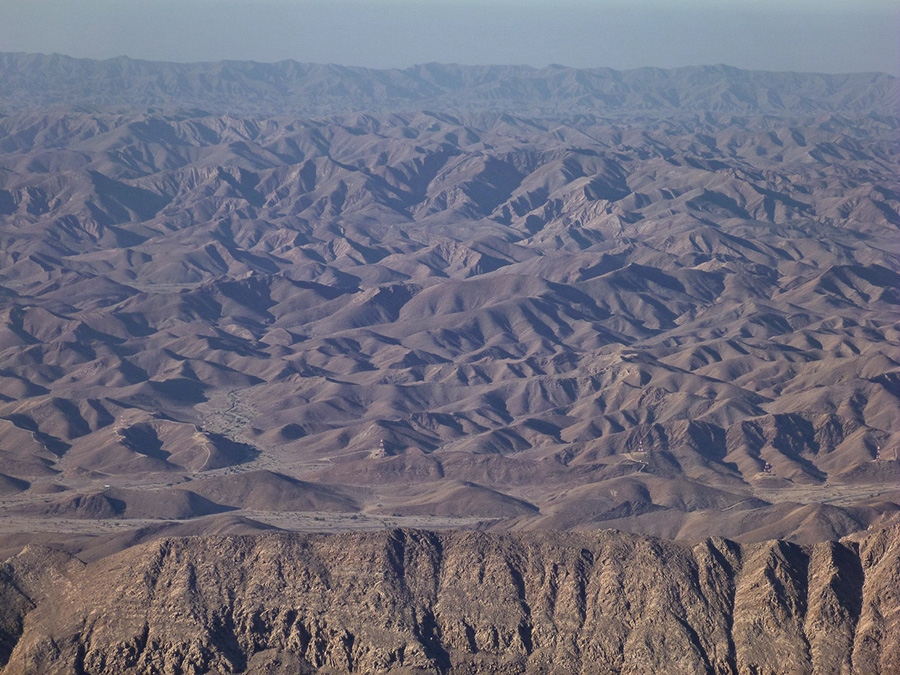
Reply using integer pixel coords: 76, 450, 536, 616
1, 524, 899, 674
0, 57, 898, 555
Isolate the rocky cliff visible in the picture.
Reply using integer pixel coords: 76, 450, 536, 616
1, 525, 898, 674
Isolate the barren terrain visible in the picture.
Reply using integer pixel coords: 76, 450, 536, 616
0, 52, 899, 674
0, 57, 898, 561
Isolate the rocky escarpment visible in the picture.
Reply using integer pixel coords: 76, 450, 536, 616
1, 525, 898, 674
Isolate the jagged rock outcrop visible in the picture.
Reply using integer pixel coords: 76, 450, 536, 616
1, 525, 898, 674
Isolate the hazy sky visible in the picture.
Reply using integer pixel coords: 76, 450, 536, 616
0, 0, 897, 75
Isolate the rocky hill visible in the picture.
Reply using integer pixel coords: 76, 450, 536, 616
1, 525, 899, 674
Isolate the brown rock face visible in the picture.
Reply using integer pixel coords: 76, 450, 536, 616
1, 525, 898, 674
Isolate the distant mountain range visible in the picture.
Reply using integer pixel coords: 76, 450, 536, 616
1, 52, 898, 117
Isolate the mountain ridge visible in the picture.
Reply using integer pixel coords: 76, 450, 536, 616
1, 53, 897, 117
1, 524, 899, 674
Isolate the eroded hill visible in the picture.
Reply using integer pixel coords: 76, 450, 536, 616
0, 59, 898, 553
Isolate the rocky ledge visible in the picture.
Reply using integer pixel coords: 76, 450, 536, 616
1, 524, 898, 674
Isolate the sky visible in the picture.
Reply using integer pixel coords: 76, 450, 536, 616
0, 0, 897, 75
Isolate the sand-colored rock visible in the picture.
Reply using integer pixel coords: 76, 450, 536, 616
1, 525, 898, 674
